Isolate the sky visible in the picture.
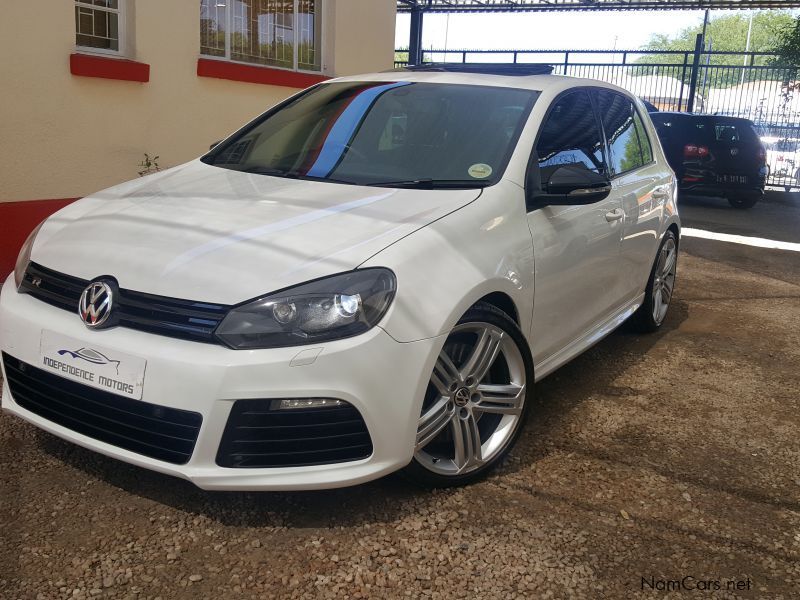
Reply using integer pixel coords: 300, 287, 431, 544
394, 9, 796, 53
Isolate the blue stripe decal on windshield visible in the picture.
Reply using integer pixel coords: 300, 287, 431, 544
306, 82, 411, 178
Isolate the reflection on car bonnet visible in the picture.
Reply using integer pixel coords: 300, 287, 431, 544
163, 191, 393, 274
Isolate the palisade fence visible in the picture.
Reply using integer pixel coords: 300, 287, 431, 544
394, 47, 800, 189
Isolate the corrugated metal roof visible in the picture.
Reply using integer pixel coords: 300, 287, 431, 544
398, 1, 800, 12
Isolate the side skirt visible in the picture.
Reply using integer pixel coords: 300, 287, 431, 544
533, 294, 645, 382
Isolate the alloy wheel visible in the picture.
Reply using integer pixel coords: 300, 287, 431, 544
414, 322, 526, 476
652, 236, 677, 325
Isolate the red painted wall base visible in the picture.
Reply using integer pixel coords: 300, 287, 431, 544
70, 53, 150, 83
0, 198, 79, 281
197, 57, 328, 88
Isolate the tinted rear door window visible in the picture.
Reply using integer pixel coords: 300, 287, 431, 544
596, 90, 652, 175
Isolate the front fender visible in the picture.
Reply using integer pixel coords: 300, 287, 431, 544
361, 180, 535, 343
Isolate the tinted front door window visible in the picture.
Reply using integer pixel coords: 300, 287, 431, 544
535, 90, 607, 187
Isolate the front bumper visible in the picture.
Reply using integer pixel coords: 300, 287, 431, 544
0, 277, 441, 490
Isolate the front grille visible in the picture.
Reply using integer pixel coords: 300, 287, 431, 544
216, 400, 373, 468
19, 262, 230, 344
3, 353, 202, 465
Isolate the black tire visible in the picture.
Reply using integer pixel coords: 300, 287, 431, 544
629, 230, 678, 333
727, 193, 759, 209
401, 302, 534, 488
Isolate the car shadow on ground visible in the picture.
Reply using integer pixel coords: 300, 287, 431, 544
496, 298, 689, 476
679, 189, 799, 212
34, 298, 690, 530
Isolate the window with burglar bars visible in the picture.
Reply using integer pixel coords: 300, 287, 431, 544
75, 0, 123, 54
200, 0, 321, 72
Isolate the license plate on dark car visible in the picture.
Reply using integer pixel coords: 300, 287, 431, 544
717, 174, 748, 185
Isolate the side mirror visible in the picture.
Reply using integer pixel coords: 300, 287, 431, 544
209, 140, 222, 150
530, 165, 612, 207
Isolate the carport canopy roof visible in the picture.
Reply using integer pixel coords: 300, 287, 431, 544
398, 0, 800, 12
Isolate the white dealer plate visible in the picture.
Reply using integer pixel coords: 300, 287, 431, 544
39, 330, 147, 400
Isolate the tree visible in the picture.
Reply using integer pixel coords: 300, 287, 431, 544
772, 16, 800, 67
638, 11, 794, 66
635, 11, 796, 87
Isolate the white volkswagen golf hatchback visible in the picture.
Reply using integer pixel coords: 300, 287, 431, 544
1, 65, 679, 490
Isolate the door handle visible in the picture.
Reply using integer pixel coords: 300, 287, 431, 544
605, 209, 625, 222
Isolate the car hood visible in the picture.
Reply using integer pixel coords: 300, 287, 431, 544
32, 161, 481, 304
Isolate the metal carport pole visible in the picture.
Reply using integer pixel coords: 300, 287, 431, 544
409, 3, 424, 65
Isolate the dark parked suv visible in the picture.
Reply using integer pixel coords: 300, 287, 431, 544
649, 112, 768, 209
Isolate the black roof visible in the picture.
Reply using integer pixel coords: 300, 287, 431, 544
403, 63, 554, 76
653, 111, 755, 124
640, 99, 659, 112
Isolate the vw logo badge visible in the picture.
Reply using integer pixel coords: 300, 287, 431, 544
730, 148, 739, 156
78, 281, 113, 328
454, 387, 471, 407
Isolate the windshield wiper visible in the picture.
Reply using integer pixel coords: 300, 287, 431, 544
367, 179, 492, 189
241, 169, 487, 189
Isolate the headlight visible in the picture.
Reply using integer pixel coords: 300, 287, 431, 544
13, 221, 44, 289
215, 268, 396, 349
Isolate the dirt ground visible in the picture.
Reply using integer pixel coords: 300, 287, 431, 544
1, 191, 798, 599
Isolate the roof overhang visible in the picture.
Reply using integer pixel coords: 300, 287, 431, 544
397, 1, 800, 12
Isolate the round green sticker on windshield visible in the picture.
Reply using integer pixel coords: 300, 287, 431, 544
468, 163, 493, 179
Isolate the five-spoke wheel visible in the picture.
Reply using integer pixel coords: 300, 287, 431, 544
403, 303, 533, 487
630, 229, 678, 332
652, 235, 677, 325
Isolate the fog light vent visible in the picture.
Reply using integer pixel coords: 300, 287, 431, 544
216, 398, 373, 468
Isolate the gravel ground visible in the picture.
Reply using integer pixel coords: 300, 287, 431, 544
1, 192, 798, 599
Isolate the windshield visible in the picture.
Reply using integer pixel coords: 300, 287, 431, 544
203, 81, 539, 188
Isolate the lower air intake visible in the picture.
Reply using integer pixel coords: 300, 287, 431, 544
216, 399, 373, 468
3, 353, 202, 465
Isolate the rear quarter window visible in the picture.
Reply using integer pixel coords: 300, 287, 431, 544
633, 110, 653, 164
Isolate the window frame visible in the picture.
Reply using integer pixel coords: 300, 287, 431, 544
74, 0, 126, 57
200, 0, 325, 75
594, 89, 656, 179
526, 86, 611, 205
